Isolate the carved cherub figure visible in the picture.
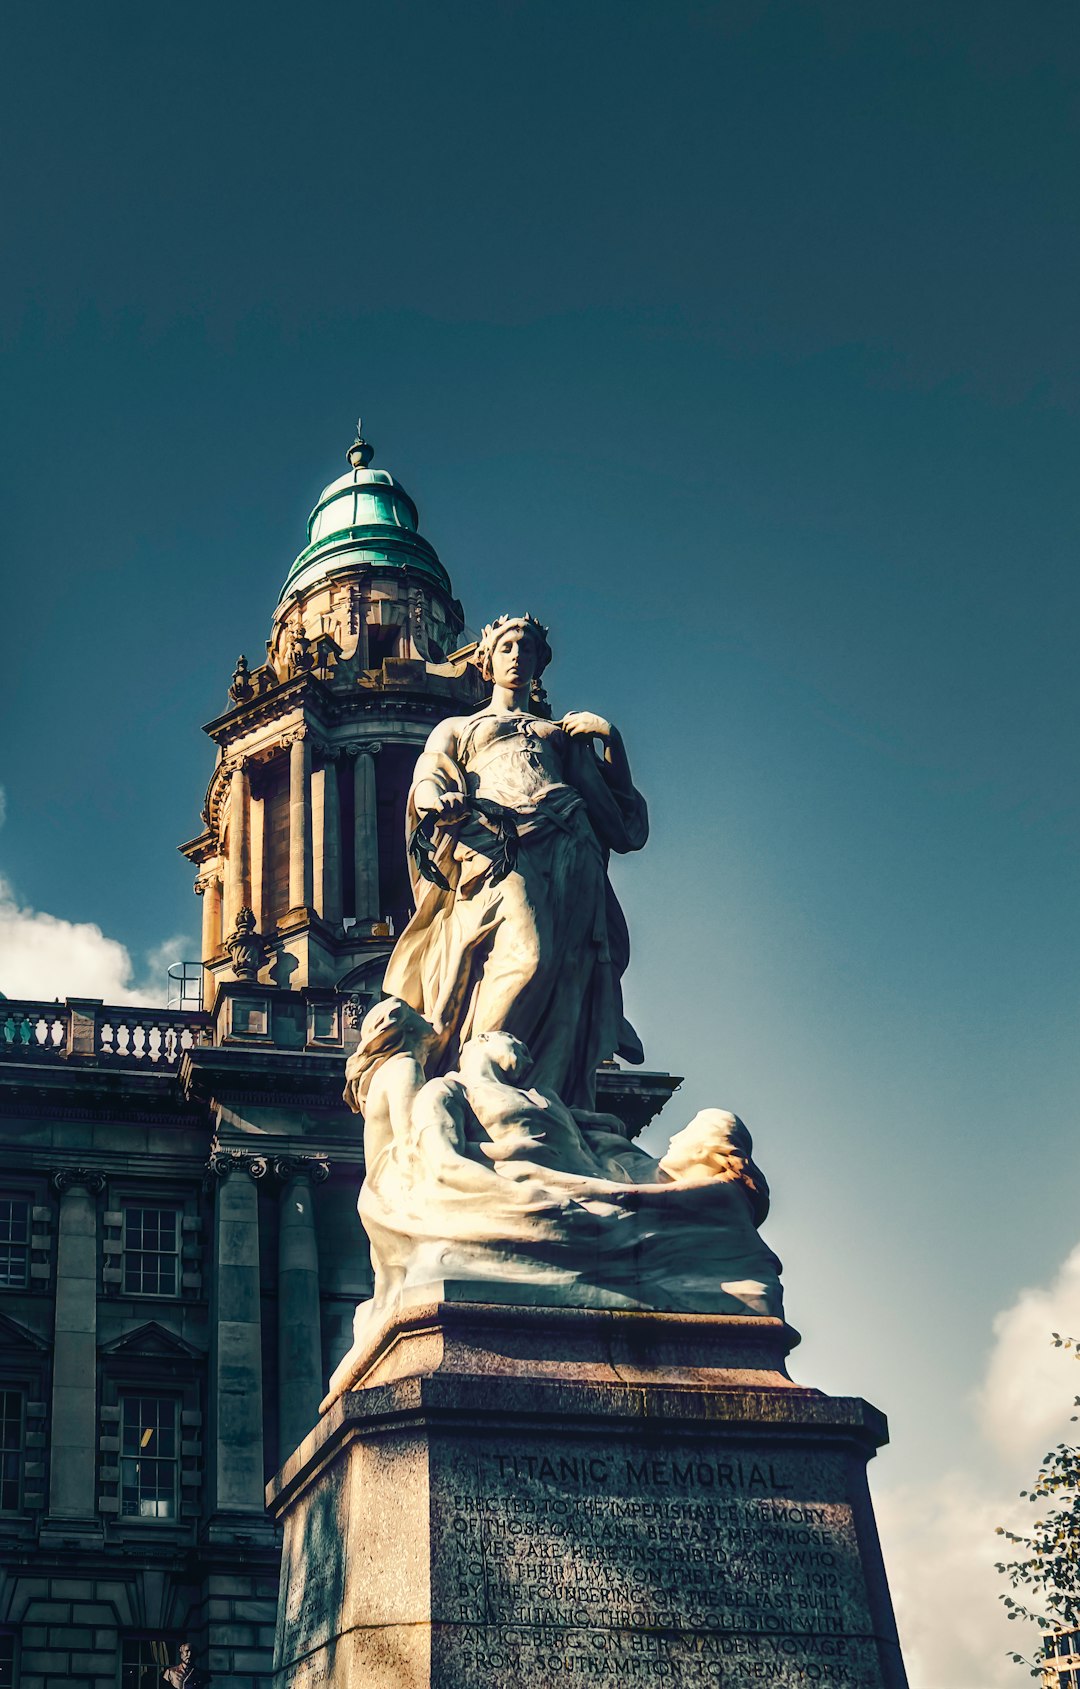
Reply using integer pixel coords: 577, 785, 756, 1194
455, 1031, 610, 1178
345, 996, 491, 1192
344, 997, 441, 1173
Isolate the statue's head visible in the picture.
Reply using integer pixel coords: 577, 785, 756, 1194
474, 614, 552, 688
659, 1109, 754, 1183
358, 997, 436, 1061
178, 1645, 192, 1666
344, 997, 438, 1112
459, 1030, 531, 1086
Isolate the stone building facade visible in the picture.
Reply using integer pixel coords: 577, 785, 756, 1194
0, 427, 677, 1689
1043, 1630, 1080, 1687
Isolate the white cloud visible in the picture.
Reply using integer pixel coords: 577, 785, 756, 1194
0, 875, 192, 1008
876, 1251, 1080, 1689
877, 1475, 1033, 1689
978, 1243, 1080, 1463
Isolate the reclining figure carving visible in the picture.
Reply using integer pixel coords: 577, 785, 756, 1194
328, 1000, 783, 1404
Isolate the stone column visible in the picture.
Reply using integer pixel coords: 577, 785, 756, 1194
250, 782, 266, 931
350, 743, 382, 920
207, 1152, 267, 1521
314, 757, 342, 927
288, 732, 313, 912
196, 873, 223, 963
224, 762, 251, 930
46, 1169, 105, 1533
276, 1158, 329, 1462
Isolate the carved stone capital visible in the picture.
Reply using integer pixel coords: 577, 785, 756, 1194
50, 1168, 106, 1196
206, 1149, 270, 1183
274, 1155, 331, 1186
194, 873, 220, 897
343, 740, 383, 759
281, 726, 334, 757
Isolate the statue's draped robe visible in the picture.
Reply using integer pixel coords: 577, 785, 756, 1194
346, 1055, 784, 1357
383, 712, 648, 1110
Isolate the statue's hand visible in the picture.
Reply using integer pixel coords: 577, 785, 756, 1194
430, 791, 469, 827
562, 711, 612, 741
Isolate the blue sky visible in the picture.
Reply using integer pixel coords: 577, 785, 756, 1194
2, 4, 1078, 1680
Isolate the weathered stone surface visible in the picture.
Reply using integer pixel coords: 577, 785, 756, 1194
326, 1291, 802, 1403
270, 1305, 907, 1688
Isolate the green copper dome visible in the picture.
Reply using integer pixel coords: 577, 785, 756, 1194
278, 428, 451, 604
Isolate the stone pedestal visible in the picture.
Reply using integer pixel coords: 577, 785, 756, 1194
267, 1301, 907, 1689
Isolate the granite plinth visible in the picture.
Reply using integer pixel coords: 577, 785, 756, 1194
268, 1303, 907, 1689
323, 1283, 802, 1406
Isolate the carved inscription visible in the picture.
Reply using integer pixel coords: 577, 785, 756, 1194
433, 1441, 886, 1687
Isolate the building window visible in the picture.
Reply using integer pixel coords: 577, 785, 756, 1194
123, 1208, 179, 1296
0, 1393, 22, 1511
121, 1636, 180, 1689
120, 1396, 178, 1519
0, 1631, 13, 1689
0, 1201, 30, 1289
367, 621, 400, 668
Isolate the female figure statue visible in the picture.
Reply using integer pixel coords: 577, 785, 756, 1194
383, 613, 648, 1111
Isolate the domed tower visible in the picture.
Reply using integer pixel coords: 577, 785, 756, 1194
180, 421, 485, 1009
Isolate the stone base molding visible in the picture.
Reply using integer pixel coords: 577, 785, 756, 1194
267, 1301, 908, 1689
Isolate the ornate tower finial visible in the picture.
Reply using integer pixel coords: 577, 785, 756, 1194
347, 416, 374, 470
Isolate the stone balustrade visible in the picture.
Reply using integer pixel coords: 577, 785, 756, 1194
0, 999, 213, 1067
0, 992, 677, 1129
0, 1001, 69, 1056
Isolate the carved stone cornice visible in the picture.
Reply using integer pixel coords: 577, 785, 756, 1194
178, 828, 218, 867
50, 1168, 106, 1196
202, 673, 328, 743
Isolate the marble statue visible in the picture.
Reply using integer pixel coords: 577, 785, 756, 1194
162, 1645, 206, 1689
330, 612, 785, 1400
330, 998, 783, 1401
383, 613, 648, 1111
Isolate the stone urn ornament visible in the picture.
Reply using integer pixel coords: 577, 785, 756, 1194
225, 905, 268, 982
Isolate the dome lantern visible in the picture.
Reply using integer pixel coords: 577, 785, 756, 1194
279, 421, 449, 605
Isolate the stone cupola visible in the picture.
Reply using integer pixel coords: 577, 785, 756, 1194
180, 421, 485, 1011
